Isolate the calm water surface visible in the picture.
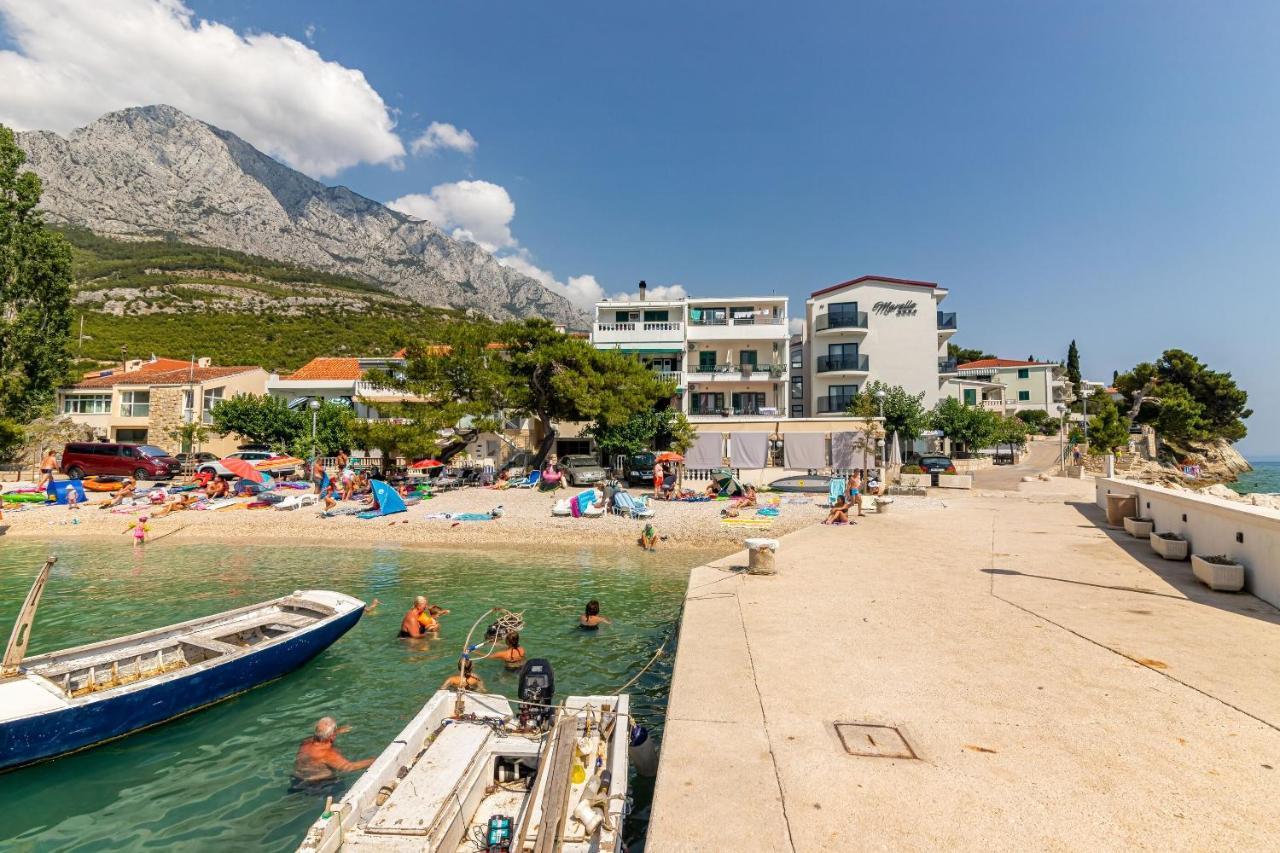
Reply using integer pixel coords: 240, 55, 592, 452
1230, 458, 1280, 495
0, 539, 720, 852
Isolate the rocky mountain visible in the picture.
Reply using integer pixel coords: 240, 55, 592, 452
15, 105, 585, 326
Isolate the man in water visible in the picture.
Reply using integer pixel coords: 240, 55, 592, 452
399, 595, 430, 638
292, 717, 373, 784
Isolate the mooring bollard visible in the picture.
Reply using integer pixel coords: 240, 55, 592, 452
744, 538, 779, 574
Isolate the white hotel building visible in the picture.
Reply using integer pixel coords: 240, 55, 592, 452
590, 282, 790, 418
802, 275, 957, 414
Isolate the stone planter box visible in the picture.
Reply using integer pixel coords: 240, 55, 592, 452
1150, 533, 1189, 561
1191, 555, 1245, 592
937, 474, 972, 490
1123, 517, 1153, 539
899, 473, 931, 489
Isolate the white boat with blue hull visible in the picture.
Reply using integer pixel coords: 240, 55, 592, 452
0, 556, 365, 772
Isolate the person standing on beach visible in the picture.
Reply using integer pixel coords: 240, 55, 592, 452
40, 448, 58, 484
311, 457, 325, 494
652, 460, 664, 499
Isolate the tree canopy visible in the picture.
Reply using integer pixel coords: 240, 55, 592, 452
209, 394, 352, 456
930, 397, 999, 455
1086, 393, 1129, 455
0, 125, 73, 457
1114, 348, 1250, 442
587, 408, 697, 458
1065, 340, 1082, 400
845, 381, 929, 443
947, 344, 996, 364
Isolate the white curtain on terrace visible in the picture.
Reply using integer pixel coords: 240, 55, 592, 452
685, 433, 725, 469
729, 433, 769, 469
783, 433, 826, 470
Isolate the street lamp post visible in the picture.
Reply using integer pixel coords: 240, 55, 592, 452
875, 388, 887, 469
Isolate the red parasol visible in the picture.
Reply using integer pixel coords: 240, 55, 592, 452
220, 456, 269, 484
654, 451, 684, 463
410, 459, 444, 469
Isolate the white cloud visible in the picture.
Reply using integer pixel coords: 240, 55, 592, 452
388, 181, 517, 253
303, 23, 316, 43
410, 122, 477, 156
0, 0, 404, 177
644, 284, 688, 301
788, 317, 805, 336
498, 251, 605, 310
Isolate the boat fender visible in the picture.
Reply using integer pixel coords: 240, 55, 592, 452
629, 724, 658, 777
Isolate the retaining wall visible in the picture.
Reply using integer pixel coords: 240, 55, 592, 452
1095, 477, 1280, 609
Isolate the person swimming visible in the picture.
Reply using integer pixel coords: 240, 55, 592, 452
489, 631, 526, 668
291, 717, 373, 787
441, 657, 486, 692
579, 599, 611, 630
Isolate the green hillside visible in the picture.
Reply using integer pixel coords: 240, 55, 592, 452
60, 227, 466, 373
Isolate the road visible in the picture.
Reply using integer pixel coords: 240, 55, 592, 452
971, 439, 1062, 490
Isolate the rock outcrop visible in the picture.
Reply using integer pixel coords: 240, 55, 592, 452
16, 105, 585, 326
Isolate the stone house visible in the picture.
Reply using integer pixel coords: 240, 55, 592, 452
56, 356, 268, 455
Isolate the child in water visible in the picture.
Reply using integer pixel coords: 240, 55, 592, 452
638, 522, 658, 551
579, 600, 611, 629
127, 515, 150, 546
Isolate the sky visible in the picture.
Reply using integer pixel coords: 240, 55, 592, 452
1, 1, 1277, 456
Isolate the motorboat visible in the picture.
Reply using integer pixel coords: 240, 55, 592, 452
297, 661, 630, 853
0, 556, 364, 772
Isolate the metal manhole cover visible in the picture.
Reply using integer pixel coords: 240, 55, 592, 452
834, 723, 918, 759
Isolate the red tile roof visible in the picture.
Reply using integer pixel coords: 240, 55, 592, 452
73, 365, 261, 389
810, 275, 939, 299
284, 357, 364, 381
956, 358, 1052, 370
81, 356, 190, 379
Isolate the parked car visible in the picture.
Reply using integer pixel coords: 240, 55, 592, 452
175, 452, 219, 467
60, 443, 182, 481
626, 452, 657, 487
197, 450, 298, 479
917, 455, 957, 486
559, 455, 606, 486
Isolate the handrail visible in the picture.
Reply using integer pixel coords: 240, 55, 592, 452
816, 354, 869, 372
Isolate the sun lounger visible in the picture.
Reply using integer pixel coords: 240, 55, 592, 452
511, 470, 541, 489
551, 499, 572, 517
274, 494, 318, 511
613, 492, 655, 519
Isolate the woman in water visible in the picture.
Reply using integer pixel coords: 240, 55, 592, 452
441, 657, 486, 692
490, 632, 527, 668
579, 600, 611, 629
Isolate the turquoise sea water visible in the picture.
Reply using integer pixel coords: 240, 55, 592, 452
0, 540, 720, 852
1229, 458, 1280, 495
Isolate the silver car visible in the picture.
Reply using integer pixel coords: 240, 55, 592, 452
559, 455, 606, 486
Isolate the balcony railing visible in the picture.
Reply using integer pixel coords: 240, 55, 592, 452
816, 354, 869, 373
653, 370, 681, 383
937, 312, 957, 330
938, 358, 958, 374
815, 311, 868, 332
594, 321, 682, 333
688, 316, 785, 327
816, 395, 855, 414
686, 363, 787, 378
689, 405, 779, 416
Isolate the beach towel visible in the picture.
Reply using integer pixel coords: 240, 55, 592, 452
827, 478, 847, 507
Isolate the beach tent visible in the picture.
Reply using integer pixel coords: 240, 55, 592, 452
47, 479, 87, 505
711, 469, 747, 497
368, 479, 407, 516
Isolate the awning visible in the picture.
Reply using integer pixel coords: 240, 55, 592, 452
606, 345, 684, 353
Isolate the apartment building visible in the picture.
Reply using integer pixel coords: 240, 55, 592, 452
802, 275, 957, 415
949, 358, 1068, 416
591, 282, 790, 418
56, 356, 268, 455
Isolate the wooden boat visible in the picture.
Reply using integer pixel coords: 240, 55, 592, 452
0, 557, 364, 772
297, 685, 630, 853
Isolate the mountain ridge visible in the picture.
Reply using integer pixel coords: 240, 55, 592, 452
15, 104, 585, 326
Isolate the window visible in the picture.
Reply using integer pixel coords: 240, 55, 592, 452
115, 428, 148, 443
642, 310, 669, 323
790, 354, 802, 368
120, 390, 151, 417
827, 343, 859, 357
739, 350, 758, 370
182, 389, 195, 423
698, 351, 717, 372
202, 387, 224, 423
829, 301, 859, 319
62, 393, 112, 414
1017, 368, 1030, 379
791, 404, 804, 418
1018, 390, 1031, 401
691, 392, 724, 415
963, 389, 977, 405
732, 392, 766, 414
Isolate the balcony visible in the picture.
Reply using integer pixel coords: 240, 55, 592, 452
980, 399, 1011, 411
814, 311, 869, 334
686, 363, 788, 382
815, 395, 855, 414
938, 358, 958, 374
653, 370, 681, 384
937, 312, 958, 335
816, 354, 869, 374
686, 316, 789, 341
689, 404, 781, 417
592, 321, 684, 346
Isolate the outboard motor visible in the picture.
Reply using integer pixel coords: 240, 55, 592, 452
517, 659, 554, 731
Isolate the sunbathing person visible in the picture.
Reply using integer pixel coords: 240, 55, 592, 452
489, 632, 527, 668
100, 479, 138, 509
292, 717, 373, 784
736, 485, 759, 508
703, 482, 720, 498
205, 478, 230, 500
823, 495, 850, 525
580, 599, 612, 629
151, 494, 200, 518
441, 657, 486, 692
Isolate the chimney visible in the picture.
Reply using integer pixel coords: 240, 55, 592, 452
638, 280, 647, 301
197, 357, 212, 368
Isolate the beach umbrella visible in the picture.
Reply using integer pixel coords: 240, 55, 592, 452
220, 455, 268, 484
889, 432, 902, 467
410, 459, 443, 469
654, 451, 684, 463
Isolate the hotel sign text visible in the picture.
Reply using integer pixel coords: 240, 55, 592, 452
872, 300, 918, 317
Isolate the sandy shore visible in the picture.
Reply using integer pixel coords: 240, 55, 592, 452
1, 482, 852, 552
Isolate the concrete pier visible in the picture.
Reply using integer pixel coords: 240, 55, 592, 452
648, 479, 1280, 851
